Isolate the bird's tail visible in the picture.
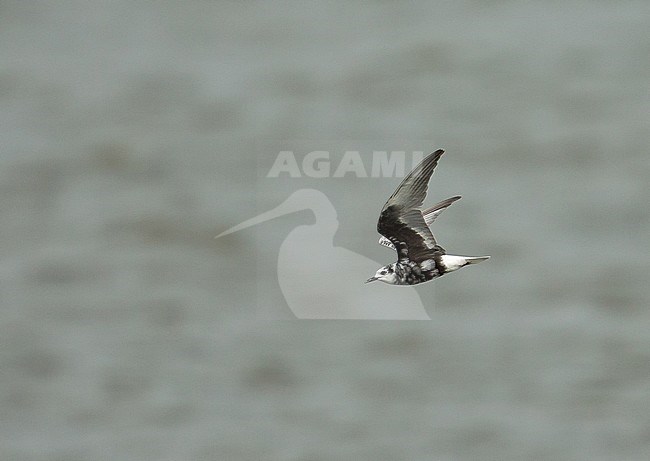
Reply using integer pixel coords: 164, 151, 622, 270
463, 256, 490, 265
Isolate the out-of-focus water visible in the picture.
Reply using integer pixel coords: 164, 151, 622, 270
1, 1, 649, 460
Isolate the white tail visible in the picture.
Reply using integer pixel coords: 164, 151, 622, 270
464, 256, 490, 265
441, 254, 490, 272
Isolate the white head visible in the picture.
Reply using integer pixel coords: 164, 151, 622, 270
366, 263, 398, 285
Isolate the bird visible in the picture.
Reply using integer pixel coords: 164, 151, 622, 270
366, 149, 489, 285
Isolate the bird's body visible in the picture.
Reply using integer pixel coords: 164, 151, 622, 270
366, 149, 489, 286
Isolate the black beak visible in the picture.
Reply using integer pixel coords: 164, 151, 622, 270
365, 276, 378, 284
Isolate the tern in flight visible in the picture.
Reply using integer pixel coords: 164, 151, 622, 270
366, 149, 489, 285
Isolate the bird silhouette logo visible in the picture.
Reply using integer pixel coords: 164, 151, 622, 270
215, 189, 431, 319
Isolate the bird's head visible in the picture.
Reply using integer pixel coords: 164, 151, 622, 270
366, 264, 398, 285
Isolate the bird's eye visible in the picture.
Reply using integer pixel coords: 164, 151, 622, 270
380, 270, 387, 275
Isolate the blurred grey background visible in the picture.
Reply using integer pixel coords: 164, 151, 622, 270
2, 1, 650, 460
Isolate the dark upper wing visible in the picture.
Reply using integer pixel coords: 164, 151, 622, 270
377, 150, 446, 263
379, 195, 460, 249
422, 195, 461, 226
